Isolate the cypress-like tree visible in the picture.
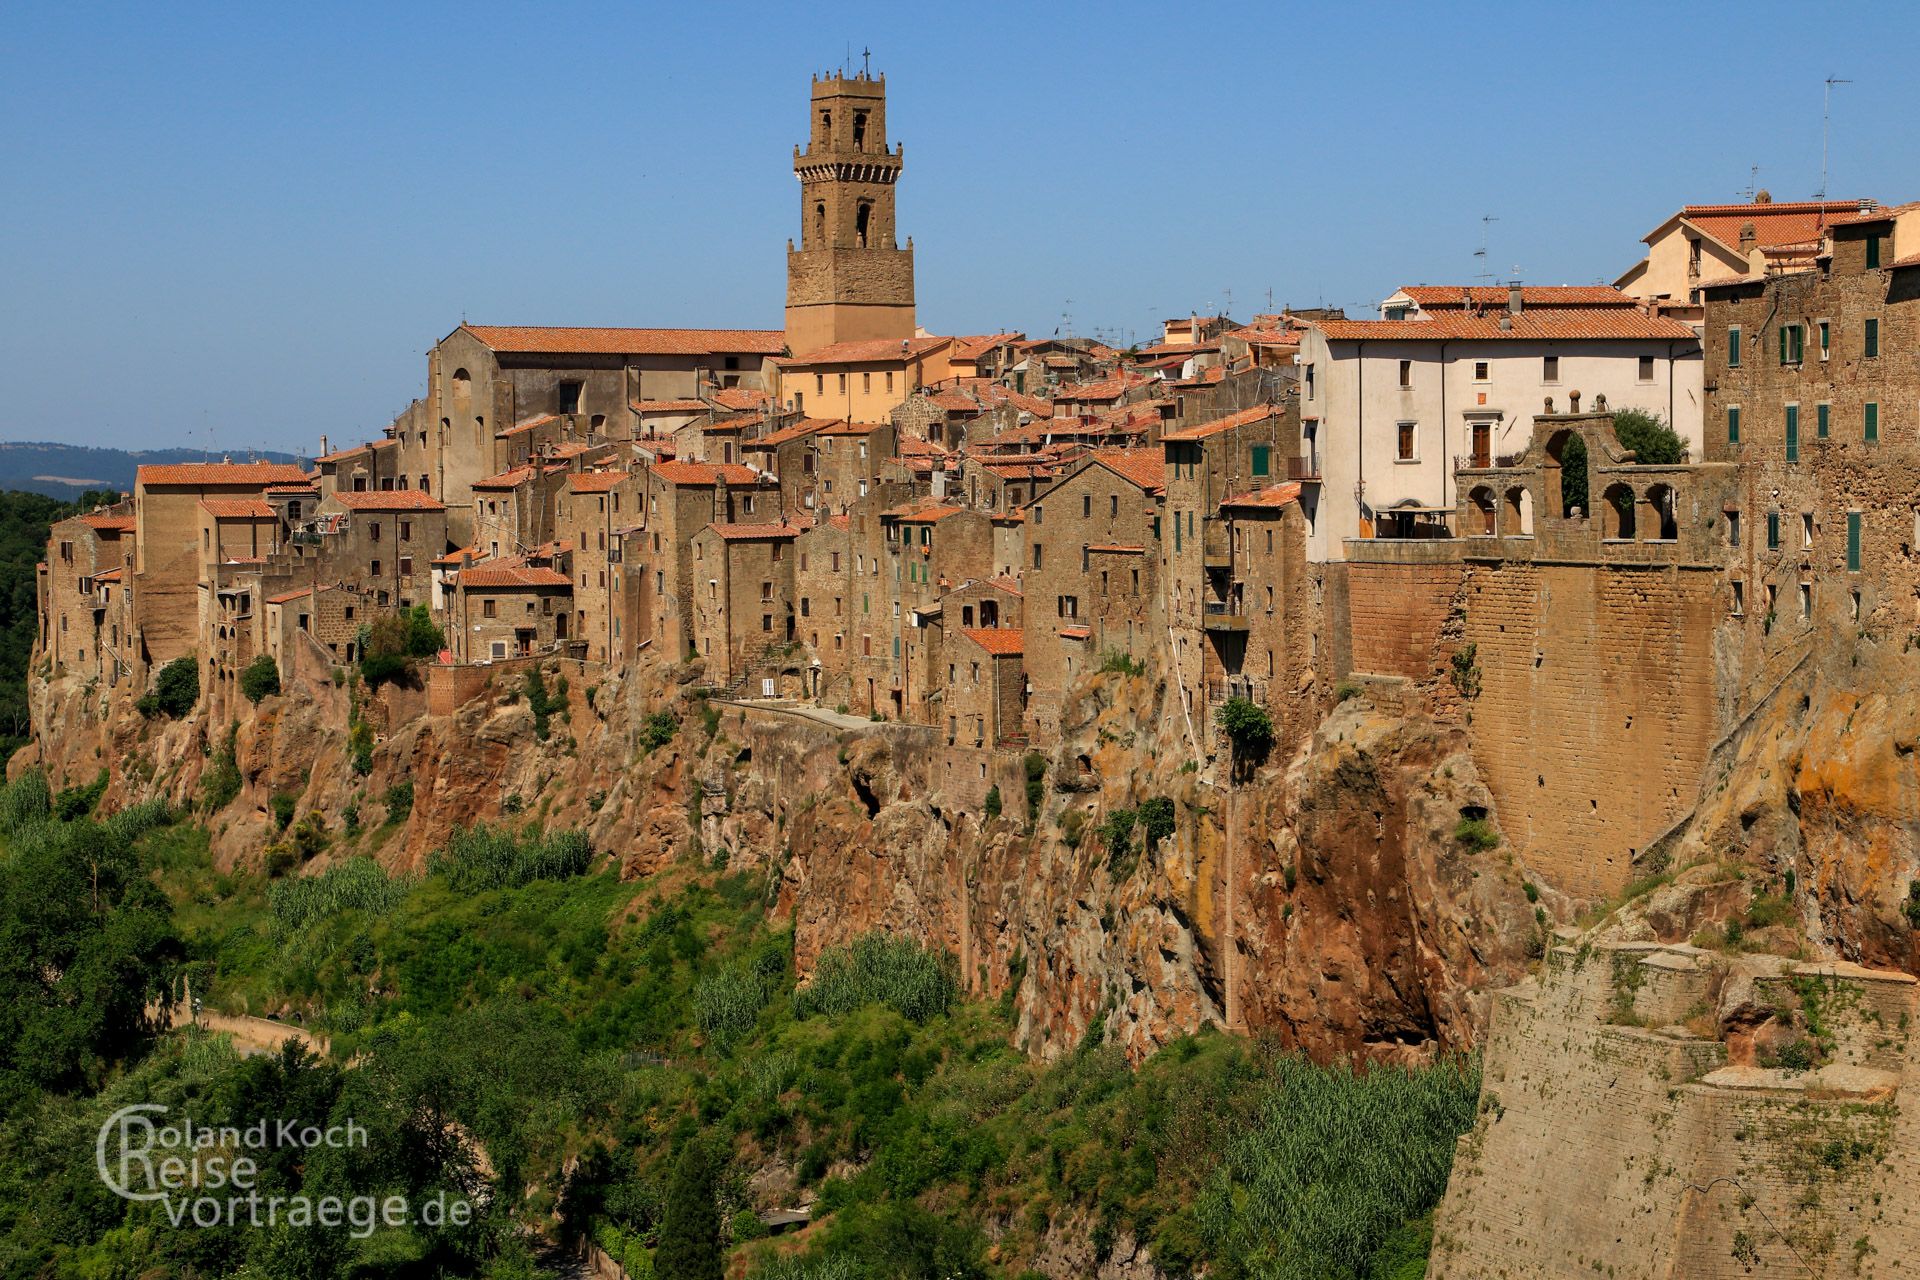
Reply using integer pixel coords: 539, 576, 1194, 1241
655, 1142, 722, 1280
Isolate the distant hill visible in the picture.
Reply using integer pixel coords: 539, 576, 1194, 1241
0, 441, 308, 499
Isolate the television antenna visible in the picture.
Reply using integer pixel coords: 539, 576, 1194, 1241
1740, 164, 1761, 202
1817, 75, 1851, 201
1473, 215, 1499, 282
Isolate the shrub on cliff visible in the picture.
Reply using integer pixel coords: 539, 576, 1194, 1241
639, 711, 679, 753
53, 769, 108, 821
0, 767, 50, 834
794, 933, 957, 1025
239, 654, 280, 704
1612, 407, 1687, 464
137, 657, 199, 719
429, 822, 593, 892
1216, 696, 1273, 773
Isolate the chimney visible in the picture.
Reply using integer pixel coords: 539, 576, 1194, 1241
1507, 282, 1524, 315
1739, 221, 1757, 251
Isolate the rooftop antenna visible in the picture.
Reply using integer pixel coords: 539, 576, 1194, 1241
1222, 286, 1233, 318
1740, 164, 1760, 202
1817, 75, 1851, 201
1473, 215, 1499, 282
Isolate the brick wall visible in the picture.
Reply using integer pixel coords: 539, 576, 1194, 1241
1344, 558, 1465, 680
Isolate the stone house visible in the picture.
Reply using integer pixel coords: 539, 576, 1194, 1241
793, 513, 853, 701
558, 470, 639, 663
1700, 209, 1920, 672
40, 509, 137, 687
317, 489, 449, 612
641, 461, 784, 660
449, 559, 575, 662
1615, 197, 1886, 315
945, 627, 1025, 748
880, 502, 994, 722
688, 522, 806, 686
777, 337, 952, 425
132, 461, 312, 668
1022, 448, 1166, 738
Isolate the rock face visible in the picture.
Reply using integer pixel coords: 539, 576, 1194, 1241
23, 652, 1540, 1065
1430, 942, 1920, 1279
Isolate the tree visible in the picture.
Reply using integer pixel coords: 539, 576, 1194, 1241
1215, 696, 1274, 779
138, 657, 199, 718
655, 1142, 722, 1280
1558, 434, 1589, 517
1612, 408, 1687, 464
404, 603, 445, 658
240, 654, 281, 703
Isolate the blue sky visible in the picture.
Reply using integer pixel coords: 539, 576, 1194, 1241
4, 1, 1917, 454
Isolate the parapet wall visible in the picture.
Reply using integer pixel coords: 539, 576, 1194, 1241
1431, 943, 1920, 1279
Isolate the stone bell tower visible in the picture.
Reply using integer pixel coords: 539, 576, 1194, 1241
783, 69, 916, 357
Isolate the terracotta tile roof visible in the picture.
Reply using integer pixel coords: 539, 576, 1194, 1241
776, 335, 951, 366
462, 325, 785, 356
265, 481, 318, 494
314, 443, 372, 463
648, 461, 764, 486
1311, 309, 1698, 342
137, 462, 311, 488
757, 417, 841, 446
709, 387, 773, 410
1398, 285, 1636, 309
703, 413, 759, 432
818, 420, 881, 436
1670, 200, 1870, 253
1162, 404, 1281, 442
1058, 625, 1091, 640
630, 399, 708, 412
566, 471, 630, 493
881, 502, 964, 522
708, 522, 808, 541
1088, 543, 1146, 554
962, 627, 1024, 656
988, 574, 1023, 596
498, 413, 560, 437
432, 546, 477, 566
1222, 482, 1303, 509
1089, 448, 1166, 495
93, 567, 123, 583
81, 514, 136, 533
458, 563, 573, 588
927, 391, 982, 412
1890, 251, 1920, 270
896, 437, 950, 457
1828, 200, 1920, 226
950, 333, 1023, 360
1228, 325, 1301, 347
265, 587, 312, 604
330, 490, 447, 512
198, 498, 277, 519
1053, 373, 1150, 402
1169, 365, 1229, 387
472, 465, 538, 490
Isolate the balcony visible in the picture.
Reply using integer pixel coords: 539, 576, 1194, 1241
1202, 520, 1232, 569
1286, 455, 1322, 482
1201, 601, 1248, 631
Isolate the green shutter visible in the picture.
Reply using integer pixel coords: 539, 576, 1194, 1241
1847, 512, 1862, 572
1251, 445, 1271, 477
1779, 326, 1788, 363
1817, 403, 1830, 438
1866, 318, 1879, 358
1728, 406, 1741, 443
1728, 327, 1741, 367
1868, 236, 1882, 269
1866, 402, 1879, 443
1785, 405, 1799, 462
1767, 512, 1780, 549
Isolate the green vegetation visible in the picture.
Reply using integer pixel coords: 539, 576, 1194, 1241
1098, 650, 1145, 677
0, 489, 120, 761
1558, 433, 1588, 515
1023, 751, 1047, 819
359, 603, 446, 688
982, 785, 1002, 820
53, 767, 108, 820
526, 666, 564, 740
137, 655, 200, 718
0, 780, 1483, 1280
384, 779, 415, 821
1216, 696, 1274, 778
1452, 817, 1500, 852
1613, 407, 1688, 464
641, 709, 681, 753
240, 652, 281, 702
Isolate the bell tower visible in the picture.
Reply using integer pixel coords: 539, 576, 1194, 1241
784, 69, 916, 356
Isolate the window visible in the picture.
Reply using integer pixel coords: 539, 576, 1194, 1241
1817, 402, 1830, 439
1305, 364, 1315, 399
1818, 321, 1831, 361
557, 381, 582, 414
1865, 318, 1880, 358
1785, 403, 1799, 462
1637, 355, 1654, 382
862, 372, 871, 392
370, 559, 381, 576
1251, 444, 1271, 477
815, 374, 824, 394
1767, 511, 1780, 549
1397, 359, 1411, 388
837, 373, 846, 393
1780, 323, 1804, 365
1727, 327, 1741, 368
1082, 495, 1091, 517
1109, 493, 1119, 517
1801, 512, 1814, 548
1867, 235, 1882, 269
400, 520, 411, 541
1727, 405, 1741, 444
1727, 511, 1740, 547
1542, 355, 1560, 383
1473, 361, 1489, 381
483, 599, 497, 618
1799, 582, 1812, 619
1866, 402, 1879, 443
1847, 511, 1862, 572
1396, 421, 1416, 461
1731, 580, 1745, 616
399, 555, 413, 576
